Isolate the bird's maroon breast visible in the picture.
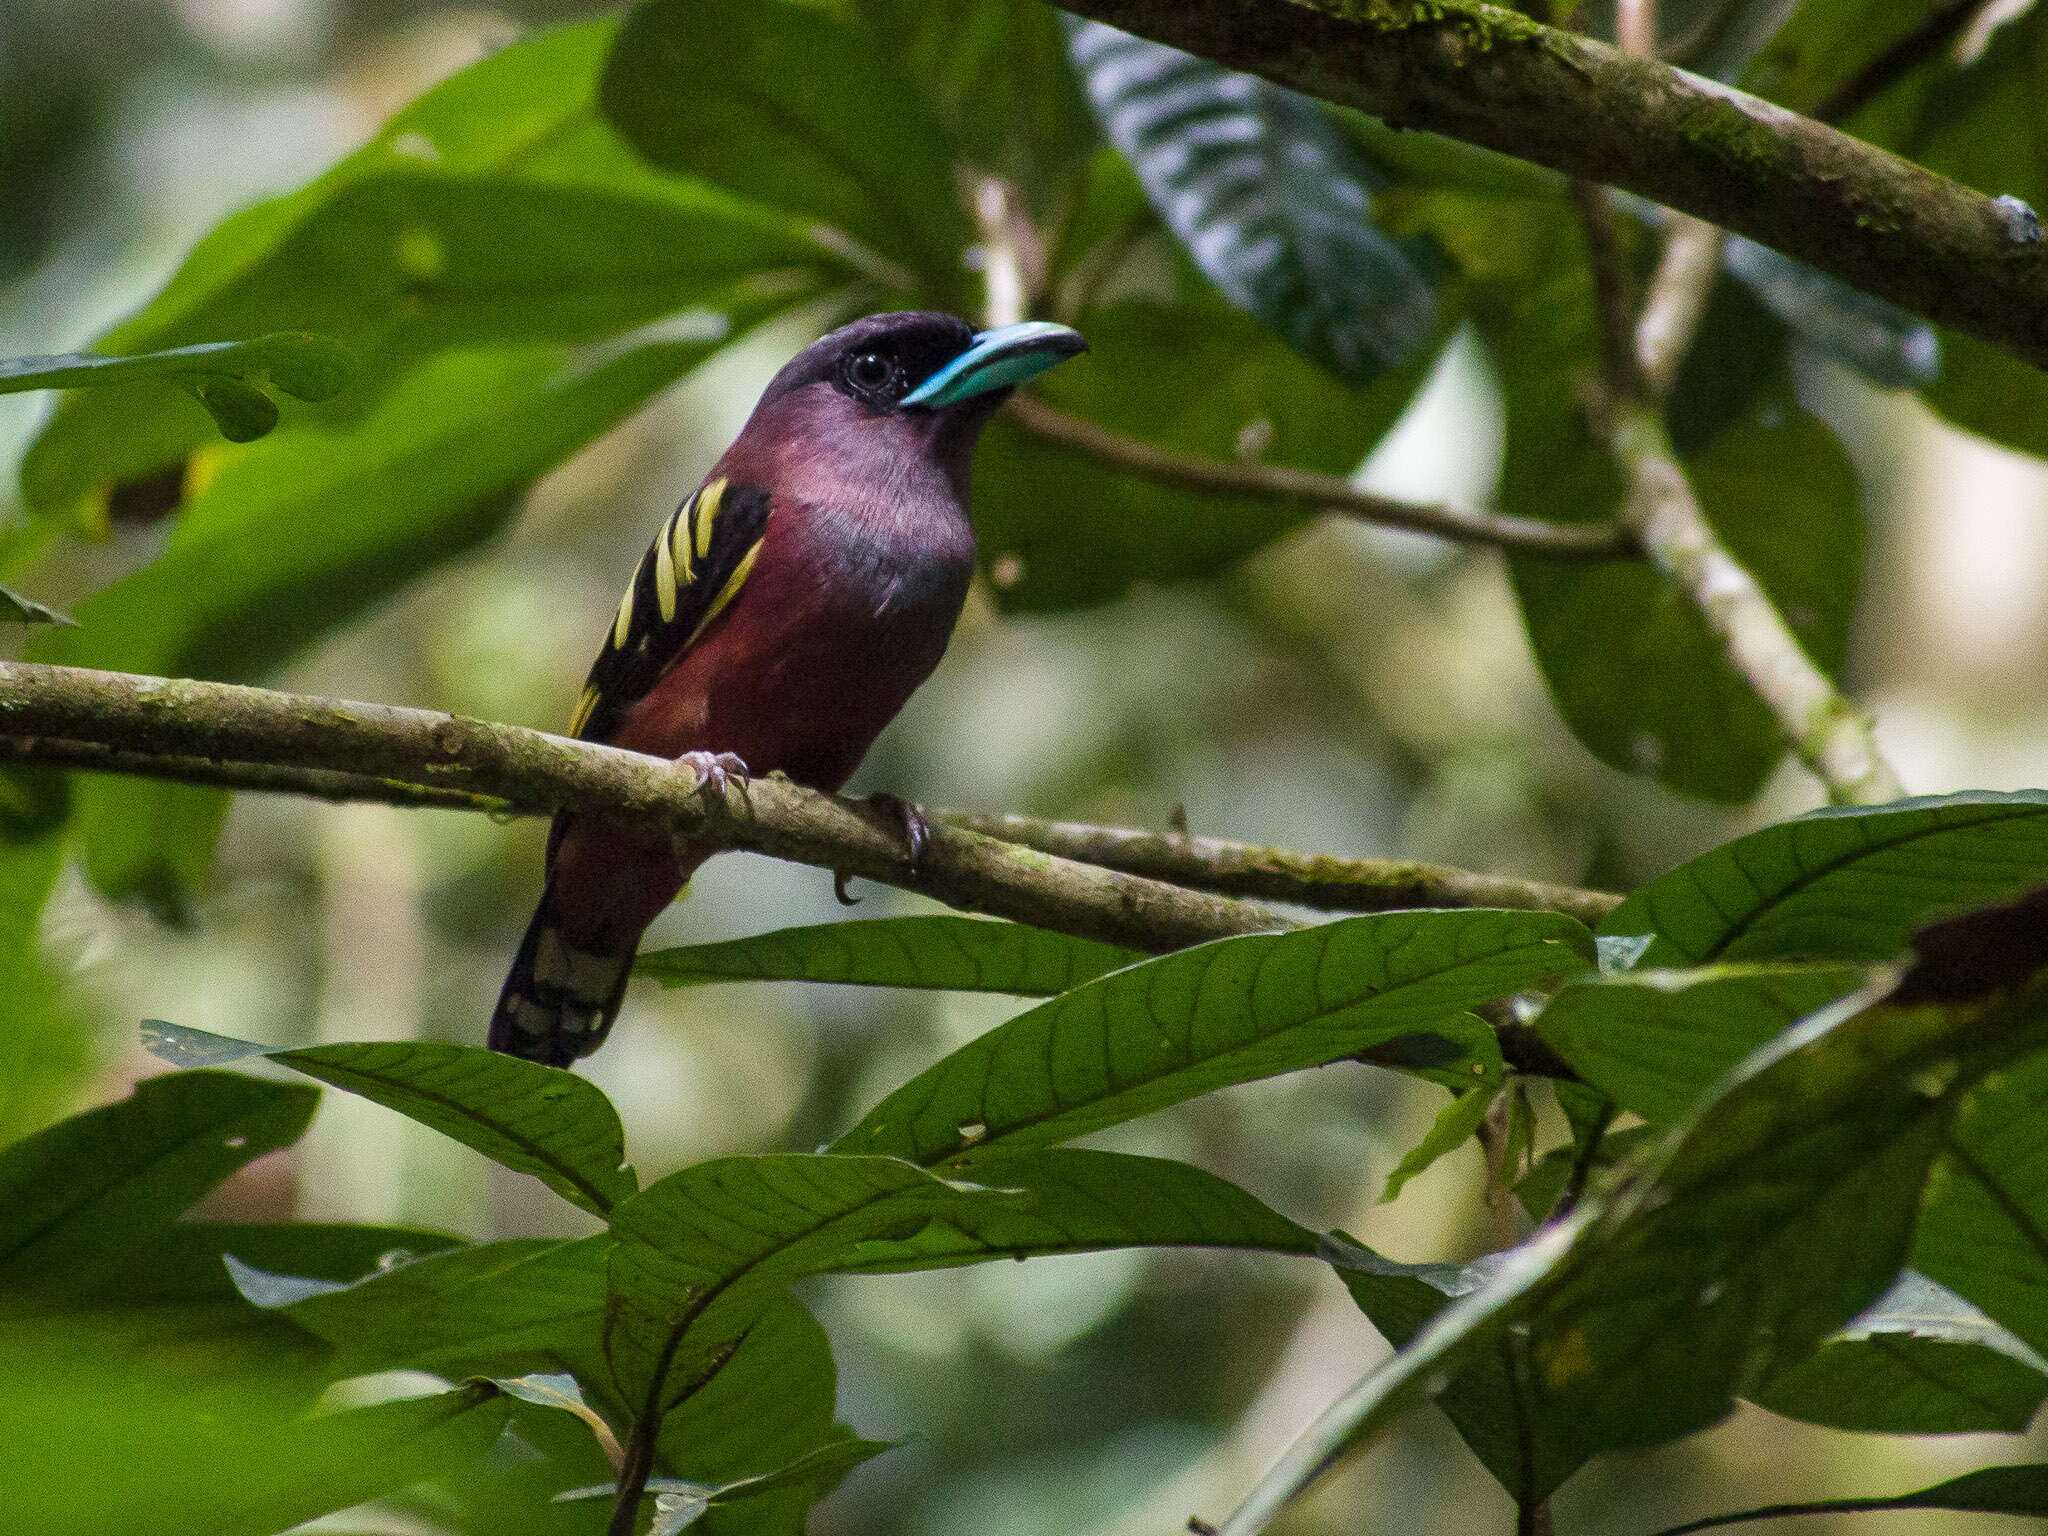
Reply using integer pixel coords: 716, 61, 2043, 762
608, 497, 973, 792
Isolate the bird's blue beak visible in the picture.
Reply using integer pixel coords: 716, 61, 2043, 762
900, 321, 1087, 409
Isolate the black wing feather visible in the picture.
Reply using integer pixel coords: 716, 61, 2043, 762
570, 478, 772, 744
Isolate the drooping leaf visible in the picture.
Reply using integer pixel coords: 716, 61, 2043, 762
1643, 1464, 2048, 1536
21, 18, 840, 522
604, 1148, 1320, 1408
40, 335, 760, 917
1065, 22, 1437, 385
0, 1070, 316, 1291
0, 333, 353, 447
600, 0, 971, 293
835, 910, 1593, 1165
562, 1438, 894, 1536
1379, 1085, 1499, 1204
1754, 1270, 2048, 1434
974, 284, 1452, 610
1533, 962, 1875, 1124
637, 916, 1141, 995
145, 1024, 636, 1216
1600, 791, 2048, 966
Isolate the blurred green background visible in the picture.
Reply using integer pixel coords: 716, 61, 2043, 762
5, 0, 2048, 1530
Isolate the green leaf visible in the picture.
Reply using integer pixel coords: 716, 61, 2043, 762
132, 1220, 460, 1305
836, 910, 1593, 1165
1533, 962, 1875, 1124
21, 17, 838, 521
637, 915, 1141, 995
600, 0, 971, 292
39, 335, 750, 916
1719, 237, 1938, 388
1336, 1240, 1598, 1502
0, 832, 86, 1143
3, 1365, 510, 1536
565, 1438, 894, 1535
145, 1024, 635, 1216
1925, 327, 2048, 462
1508, 391, 1863, 803
1065, 22, 1437, 385
1600, 791, 2048, 966
858, 0, 1097, 205
0, 332, 354, 448
1380, 1085, 1498, 1203
975, 281, 1450, 610
604, 1148, 1319, 1411
0, 1070, 316, 1292
1754, 1271, 2048, 1434
0, 583, 72, 626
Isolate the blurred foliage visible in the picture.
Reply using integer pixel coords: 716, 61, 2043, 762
5, 0, 2048, 1534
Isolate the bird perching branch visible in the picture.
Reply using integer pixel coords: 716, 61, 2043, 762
1051, 0, 2048, 373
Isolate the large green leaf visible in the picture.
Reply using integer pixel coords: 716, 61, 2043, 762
0, 1070, 315, 1293
4, 1362, 509, 1536
604, 1148, 1317, 1405
600, 0, 971, 293
1754, 1271, 2048, 1434
0, 333, 351, 442
1645, 1464, 2048, 1535
146, 1025, 636, 1216
1064, 22, 1437, 386
1600, 791, 2048, 966
22, 19, 836, 521
976, 277, 1450, 610
859, 0, 1097, 205
38, 336, 746, 917
836, 910, 1593, 1165
1533, 963, 1874, 1124
0, 831, 83, 1144
638, 915, 1140, 995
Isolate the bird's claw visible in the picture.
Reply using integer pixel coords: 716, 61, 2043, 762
833, 870, 860, 906
868, 792, 932, 870
677, 750, 751, 810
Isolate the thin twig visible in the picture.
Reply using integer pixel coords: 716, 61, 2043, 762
1570, 172, 1905, 805
1568, 182, 1647, 399
1810, 0, 1987, 125
940, 812, 1621, 924
1005, 394, 1637, 559
1635, 216, 1725, 400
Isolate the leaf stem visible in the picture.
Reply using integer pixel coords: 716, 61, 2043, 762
1005, 394, 1637, 558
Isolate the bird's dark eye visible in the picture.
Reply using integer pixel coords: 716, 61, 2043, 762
846, 351, 895, 392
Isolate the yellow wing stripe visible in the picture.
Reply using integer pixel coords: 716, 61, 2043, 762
568, 684, 601, 737
654, 508, 679, 623
668, 501, 694, 584
686, 536, 764, 646
611, 581, 635, 651
695, 478, 726, 560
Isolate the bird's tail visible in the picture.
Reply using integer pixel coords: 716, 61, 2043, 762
488, 892, 636, 1066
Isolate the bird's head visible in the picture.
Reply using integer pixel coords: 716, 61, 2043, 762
733, 312, 1086, 502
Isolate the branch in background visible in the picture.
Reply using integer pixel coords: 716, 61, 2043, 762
1051, 0, 2048, 372
1005, 394, 1637, 559
0, 660, 1293, 954
1568, 181, 1647, 400
1567, 105, 1906, 805
941, 811, 1621, 925
1635, 216, 1726, 400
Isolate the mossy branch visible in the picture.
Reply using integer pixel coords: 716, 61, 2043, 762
1052, 0, 2048, 371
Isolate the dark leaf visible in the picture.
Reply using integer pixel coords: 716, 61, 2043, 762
0, 582, 73, 626
600, 0, 970, 292
1600, 791, 2048, 966
145, 1023, 636, 1216
637, 915, 1141, 995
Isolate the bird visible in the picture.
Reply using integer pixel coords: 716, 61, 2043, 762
489, 311, 1087, 1066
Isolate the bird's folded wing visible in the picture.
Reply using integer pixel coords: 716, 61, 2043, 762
568, 477, 773, 743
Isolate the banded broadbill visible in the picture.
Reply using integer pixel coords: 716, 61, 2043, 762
490, 311, 1086, 1065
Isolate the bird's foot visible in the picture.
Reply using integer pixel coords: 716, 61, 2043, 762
677, 750, 751, 810
867, 792, 933, 868
832, 794, 932, 906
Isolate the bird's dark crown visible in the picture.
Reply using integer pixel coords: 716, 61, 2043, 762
757, 311, 978, 416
